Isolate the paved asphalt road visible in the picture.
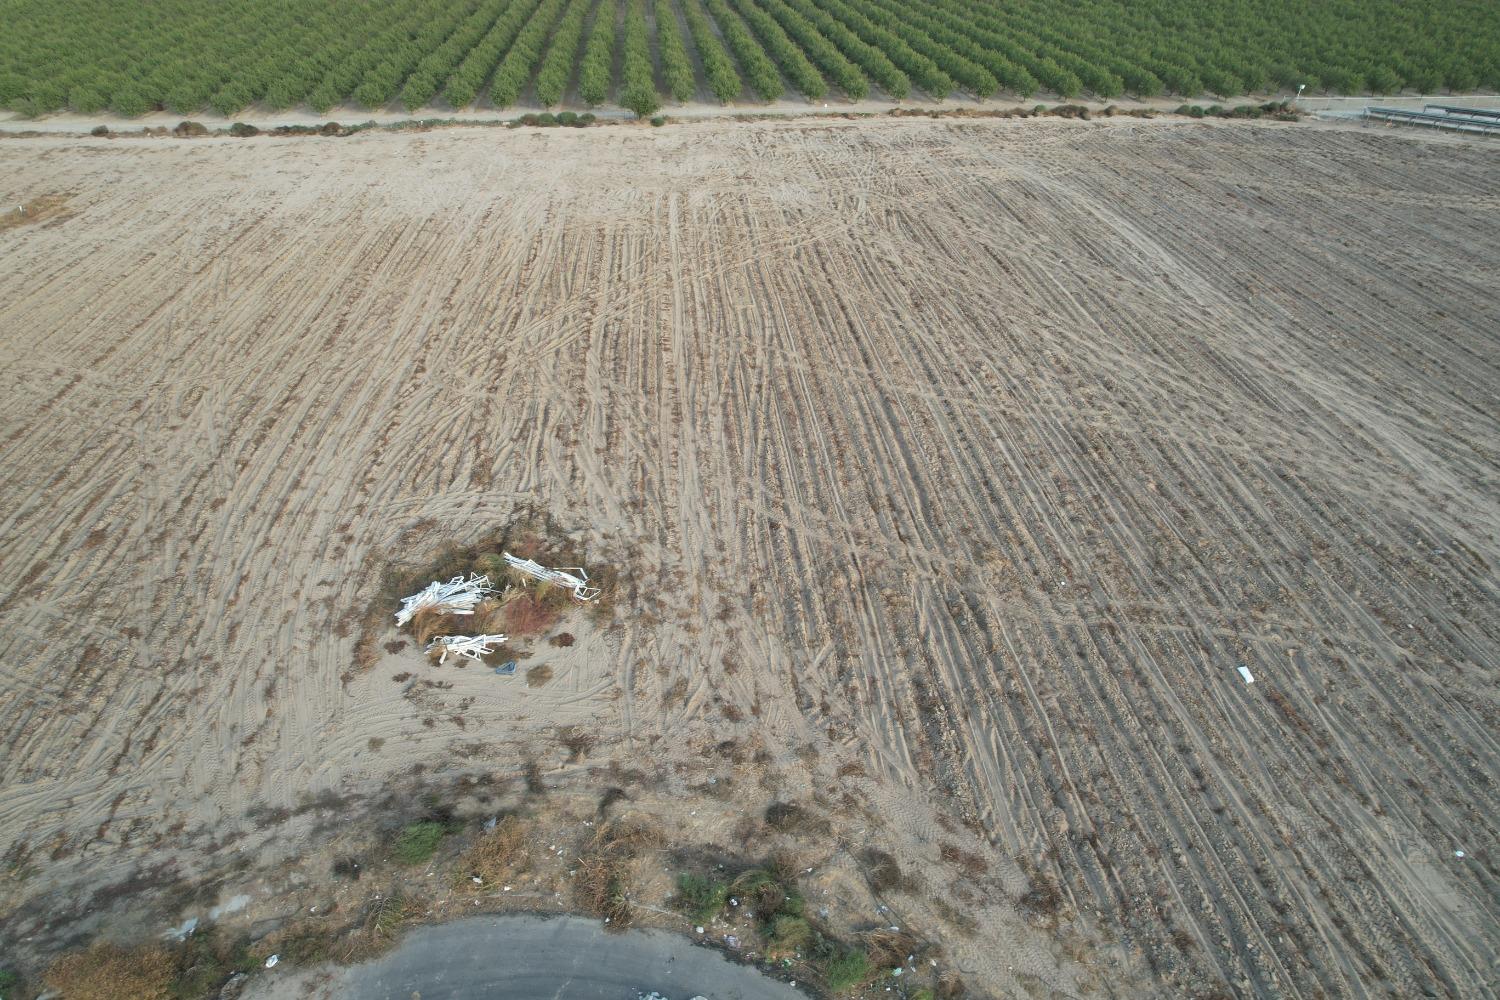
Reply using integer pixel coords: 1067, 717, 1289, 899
247, 914, 810, 1000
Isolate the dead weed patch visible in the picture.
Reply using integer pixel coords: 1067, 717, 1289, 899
939, 842, 989, 878
44, 941, 174, 1000
572, 818, 661, 930
357, 509, 617, 673
2, 194, 71, 233
558, 726, 597, 762
461, 815, 532, 886
764, 800, 830, 836
502, 591, 564, 637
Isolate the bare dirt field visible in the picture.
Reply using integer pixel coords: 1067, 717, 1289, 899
1, 117, 1497, 998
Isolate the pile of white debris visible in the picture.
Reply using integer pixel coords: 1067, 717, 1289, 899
395, 554, 603, 666
394, 573, 494, 627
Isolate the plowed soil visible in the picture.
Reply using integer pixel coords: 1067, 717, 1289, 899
1, 118, 1497, 998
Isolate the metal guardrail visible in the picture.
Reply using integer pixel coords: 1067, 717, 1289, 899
1363, 106, 1500, 135
1424, 104, 1500, 121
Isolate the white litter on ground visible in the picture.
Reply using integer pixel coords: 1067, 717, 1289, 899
1238, 666, 1255, 684
425, 634, 509, 664
208, 894, 251, 921
395, 574, 494, 626
161, 916, 198, 941
502, 552, 600, 601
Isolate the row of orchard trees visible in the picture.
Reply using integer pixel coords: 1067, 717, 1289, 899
1, 0, 1496, 117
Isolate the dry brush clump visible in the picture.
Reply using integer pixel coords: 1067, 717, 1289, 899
2, 194, 71, 233
863, 847, 919, 894
461, 815, 533, 887
572, 817, 661, 929
501, 590, 565, 637
1018, 866, 1065, 927
764, 800, 832, 837
366, 512, 618, 671
863, 927, 925, 970
272, 895, 416, 966
408, 607, 462, 648
557, 726, 597, 762
938, 842, 989, 879
253, 920, 343, 966
43, 926, 259, 1000
44, 941, 176, 1000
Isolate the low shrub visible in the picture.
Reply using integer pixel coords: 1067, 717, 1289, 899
767, 914, 811, 957
393, 821, 447, 864
675, 872, 730, 922
818, 942, 870, 993
730, 867, 785, 912
1053, 103, 1088, 118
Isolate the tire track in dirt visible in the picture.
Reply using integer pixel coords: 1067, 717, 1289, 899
0, 120, 1495, 997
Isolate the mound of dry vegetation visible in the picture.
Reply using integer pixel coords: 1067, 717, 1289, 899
356, 512, 618, 675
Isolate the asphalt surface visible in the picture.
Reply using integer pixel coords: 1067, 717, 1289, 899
248, 914, 810, 1000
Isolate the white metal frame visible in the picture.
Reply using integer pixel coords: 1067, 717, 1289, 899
502, 552, 601, 601
395, 573, 495, 626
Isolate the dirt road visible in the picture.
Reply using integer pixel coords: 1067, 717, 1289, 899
1, 117, 1497, 998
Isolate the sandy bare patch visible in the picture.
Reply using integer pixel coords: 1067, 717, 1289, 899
0, 118, 1497, 998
